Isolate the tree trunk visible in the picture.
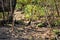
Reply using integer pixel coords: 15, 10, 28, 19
54, 0, 59, 16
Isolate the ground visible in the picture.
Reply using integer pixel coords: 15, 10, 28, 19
0, 11, 60, 40
0, 25, 60, 40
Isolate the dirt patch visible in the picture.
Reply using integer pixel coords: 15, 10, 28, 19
0, 26, 57, 40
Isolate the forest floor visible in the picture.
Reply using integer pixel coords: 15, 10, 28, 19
0, 11, 60, 40
0, 25, 60, 40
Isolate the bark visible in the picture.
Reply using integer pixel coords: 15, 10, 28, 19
54, 0, 59, 16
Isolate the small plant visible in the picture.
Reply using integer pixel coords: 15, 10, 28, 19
51, 20, 60, 26
53, 29, 60, 34
55, 20, 60, 26
24, 4, 45, 21
37, 22, 47, 27
37, 23, 43, 27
